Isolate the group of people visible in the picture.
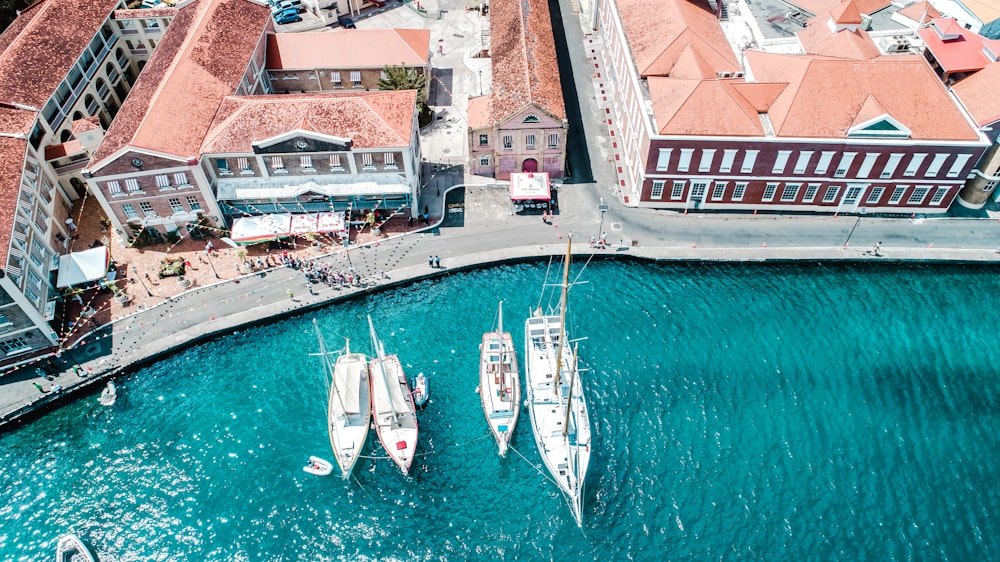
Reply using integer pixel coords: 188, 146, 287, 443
300, 260, 363, 288
428, 255, 442, 268
590, 232, 609, 249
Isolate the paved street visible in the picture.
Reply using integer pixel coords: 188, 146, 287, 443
3, 1, 1000, 428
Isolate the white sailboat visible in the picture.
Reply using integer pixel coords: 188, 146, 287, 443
524, 237, 592, 526
479, 301, 520, 457
367, 316, 419, 474
313, 320, 370, 480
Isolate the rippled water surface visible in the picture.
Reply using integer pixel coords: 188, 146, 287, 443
2, 261, 1000, 560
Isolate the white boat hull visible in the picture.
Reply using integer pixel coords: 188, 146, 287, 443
56, 533, 96, 562
480, 329, 519, 457
370, 355, 418, 474
303, 456, 334, 476
525, 313, 591, 526
329, 352, 371, 480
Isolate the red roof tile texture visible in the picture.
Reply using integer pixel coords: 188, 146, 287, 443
918, 18, 1000, 74
952, 61, 1000, 126
266, 29, 431, 69
91, 0, 272, 169
201, 91, 417, 153
797, 20, 881, 59
490, 0, 566, 121
617, 0, 739, 78
896, 0, 940, 22
467, 95, 493, 130
649, 78, 765, 136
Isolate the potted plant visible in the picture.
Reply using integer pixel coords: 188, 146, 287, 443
104, 279, 129, 304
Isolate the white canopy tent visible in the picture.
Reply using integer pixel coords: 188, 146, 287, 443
509, 172, 551, 201
56, 246, 110, 288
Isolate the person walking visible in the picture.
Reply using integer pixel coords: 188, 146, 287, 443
428, 255, 434, 268
434, 255, 441, 268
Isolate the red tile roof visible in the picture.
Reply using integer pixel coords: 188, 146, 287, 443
0, 106, 33, 268
44, 140, 84, 161
649, 78, 765, 136
90, 0, 272, 169
490, 0, 565, 121
787, 0, 889, 17
266, 29, 431, 69
0, 0, 120, 110
201, 91, 417, 153
617, 0, 739, 78
745, 51, 981, 140
951, 61, 1000, 126
467, 95, 493, 129
830, 0, 862, 23
797, 20, 881, 59
896, 1, 940, 23
918, 18, 1000, 74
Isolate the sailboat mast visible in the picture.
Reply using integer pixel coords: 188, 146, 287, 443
498, 301, 506, 390
368, 315, 398, 424
314, 320, 348, 416
563, 342, 578, 437
552, 237, 572, 395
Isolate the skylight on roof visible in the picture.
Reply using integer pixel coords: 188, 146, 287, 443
847, 114, 912, 138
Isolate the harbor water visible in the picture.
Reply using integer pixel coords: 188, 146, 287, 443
1, 260, 999, 560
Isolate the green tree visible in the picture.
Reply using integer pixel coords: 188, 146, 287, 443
378, 65, 428, 107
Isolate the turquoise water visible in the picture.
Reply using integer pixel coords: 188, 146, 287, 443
2, 261, 1000, 560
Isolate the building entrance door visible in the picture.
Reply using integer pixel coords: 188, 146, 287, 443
522, 158, 538, 173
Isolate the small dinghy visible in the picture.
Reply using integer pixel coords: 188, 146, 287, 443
56, 533, 96, 562
98, 381, 117, 407
411, 373, 429, 409
303, 456, 333, 476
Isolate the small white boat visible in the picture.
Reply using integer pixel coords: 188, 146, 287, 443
303, 456, 333, 476
412, 373, 429, 409
480, 301, 520, 457
98, 381, 116, 407
368, 316, 419, 475
56, 533, 96, 562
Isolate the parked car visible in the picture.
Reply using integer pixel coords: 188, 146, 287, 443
340, 17, 356, 28
271, 0, 304, 12
274, 8, 302, 24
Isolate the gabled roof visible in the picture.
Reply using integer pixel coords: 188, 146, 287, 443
90, 0, 273, 169
0, 105, 34, 267
787, 0, 889, 17
648, 78, 765, 136
745, 50, 981, 140
617, 0, 739, 78
200, 91, 417, 153
918, 17, 1000, 74
489, 0, 565, 121
896, 1, 940, 24
797, 18, 881, 59
830, 0, 862, 24
266, 29, 431, 69
951, 61, 1000, 126
467, 95, 492, 130
0, 0, 120, 110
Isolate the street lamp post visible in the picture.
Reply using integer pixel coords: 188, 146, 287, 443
130, 265, 153, 297
595, 197, 609, 248
206, 252, 221, 279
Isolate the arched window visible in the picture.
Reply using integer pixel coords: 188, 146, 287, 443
60, 130, 73, 143
95, 78, 108, 99
84, 94, 97, 114
72, 111, 84, 121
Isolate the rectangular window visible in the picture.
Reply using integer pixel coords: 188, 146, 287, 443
930, 186, 949, 204
834, 153, 857, 177
186, 196, 201, 211
217, 159, 232, 175
946, 154, 972, 178
271, 156, 286, 173
27, 269, 41, 289
843, 186, 863, 203
772, 150, 792, 174
763, 182, 779, 201
139, 201, 155, 217
690, 182, 707, 199
238, 157, 252, 173
384, 153, 396, 168
781, 183, 800, 201
297, 155, 313, 171
174, 172, 190, 186
155, 174, 170, 189
0, 336, 31, 356
866, 187, 884, 204
925, 154, 948, 177
331, 71, 342, 86
526, 134, 536, 149
547, 133, 559, 148
362, 153, 374, 169
733, 182, 747, 201
655, 149, 672, 171
904, 154, 926, 176
125, 178, 141, 192
698, 149, 716, 172
720, 149, 738, 173
857, 153, 879, 178
350, 71, 362, 87
380, 70, 388, 80
985, 180, 998, 192
107, 180, 122, 195
122, 203, 138, 220
822, 185, 840, 203
329, 154, 342, 170
479, 134, 489, 146
907, 186, 929, 204
650, 180, 665, 199
881, 154, 904, 178
712, 181, 726, 200
814, 151, 836, 175
803, 183, 820, 202
502, 135, 513, 150
677, 149, 694, 172
479, 155, 490, 166
670, 180, 685, 200
168, 197, 184, 213
888, 186, 907, 204
740, 150, 758, 173
793, 151, 813, 174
